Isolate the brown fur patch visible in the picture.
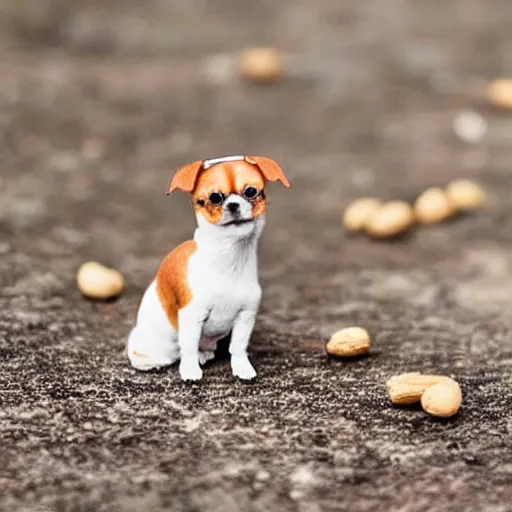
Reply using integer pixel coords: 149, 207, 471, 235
245, 156, 290, 188
167, 160, 203, 194
155, 240, 197, 328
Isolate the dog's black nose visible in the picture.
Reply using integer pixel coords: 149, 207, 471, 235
226, 202, 240, 213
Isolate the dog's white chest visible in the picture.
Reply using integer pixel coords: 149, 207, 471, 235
202, 294, 241, 339
188, 247, 261, 340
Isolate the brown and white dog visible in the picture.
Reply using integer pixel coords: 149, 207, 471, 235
127, 155, 290, 381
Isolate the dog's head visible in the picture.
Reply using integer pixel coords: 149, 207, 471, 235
167, 155, 290, 235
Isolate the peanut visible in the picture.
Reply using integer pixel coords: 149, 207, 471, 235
77, 261, 124, 300
239, 47, 282, 83
487, 78, 512, 109
386, 372, 452, 405
365, 201, 415, 238
445, 179, 485, 210
343, 198, 382, 232
421, 379, 462, 418
326, 327, 370, 357
414, 187, 456, 224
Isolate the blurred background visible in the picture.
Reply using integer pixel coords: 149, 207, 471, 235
1, 0, 511, 277
1, 2, 512, 511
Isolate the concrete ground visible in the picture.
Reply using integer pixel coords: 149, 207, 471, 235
0, 1, 511, 511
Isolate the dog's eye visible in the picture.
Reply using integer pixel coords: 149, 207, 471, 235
243, 186, 258, 200
196, 199, 205, 207
208, 192, 225, 206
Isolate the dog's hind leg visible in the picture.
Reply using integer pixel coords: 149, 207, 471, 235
127, 281, 179, 371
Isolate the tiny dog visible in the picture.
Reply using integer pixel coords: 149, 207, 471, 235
127, 155, 290, 381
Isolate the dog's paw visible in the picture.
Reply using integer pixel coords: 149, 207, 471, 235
179, 361, 203, 381
198, 350, 215, 366
129, 350, 178, 372
231, 356, 257, 380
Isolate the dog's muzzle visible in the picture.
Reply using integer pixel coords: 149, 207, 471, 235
222, 195, 253, 226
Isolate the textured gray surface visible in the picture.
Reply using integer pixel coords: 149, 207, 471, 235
1, 1, 512, 511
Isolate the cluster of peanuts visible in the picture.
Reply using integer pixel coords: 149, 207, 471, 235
343, 179, 485, 239
325, 328, 462, 418
386, 373, 462, 418
328, 84, 502, 418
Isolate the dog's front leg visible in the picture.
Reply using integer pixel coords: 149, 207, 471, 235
230, 309, 258, 380
178, 305, 207, 381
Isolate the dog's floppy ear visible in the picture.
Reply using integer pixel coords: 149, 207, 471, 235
245, 156, 291, 188
167, 160, 204, 195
